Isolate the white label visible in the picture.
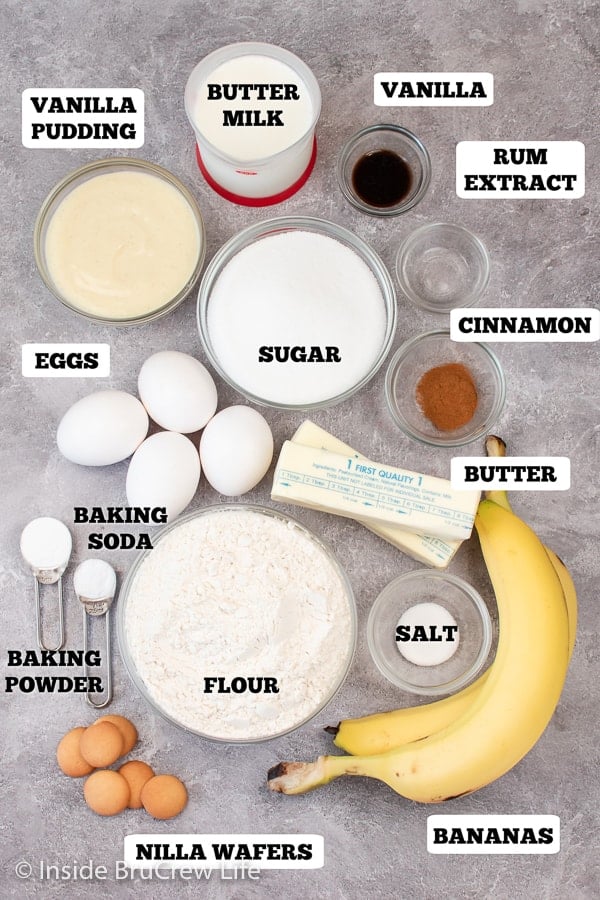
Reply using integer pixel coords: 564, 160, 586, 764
22, 343, 110, 377
374, 72, 493, 106
22, 88, 144, 148
451, 457, 570, 491
428, 815, 560, 854
273, 441, 480, 543
456, 141, 585, 198
123, 834, 324, 870
451, 308, 599, 342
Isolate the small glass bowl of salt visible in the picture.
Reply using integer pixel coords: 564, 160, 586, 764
367, 570, 493, 696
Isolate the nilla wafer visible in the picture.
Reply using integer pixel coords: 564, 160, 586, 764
84, 770, 130, 816
93, 715, 138, 754
119, 760, 155, 809
79, 721, 123, 767
141, 774, 188, 820
56, 727, 95, 777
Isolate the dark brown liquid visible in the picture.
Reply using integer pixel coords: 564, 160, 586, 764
351, 149, 413, 208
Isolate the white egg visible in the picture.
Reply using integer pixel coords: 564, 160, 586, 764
57, 390, 149, 466
126, 432, 201, 521
138, 350, 218, 433
200, 406, 274, 496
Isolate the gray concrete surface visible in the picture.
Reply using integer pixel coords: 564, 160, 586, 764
1, 0, 598, 897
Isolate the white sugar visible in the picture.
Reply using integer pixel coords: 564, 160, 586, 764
206, 230, 387, 405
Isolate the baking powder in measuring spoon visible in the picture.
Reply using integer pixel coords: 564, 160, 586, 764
20, 517, 72, 651
20, 517, 72, 576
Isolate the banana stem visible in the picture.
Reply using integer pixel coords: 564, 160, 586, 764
484, 435, 511, 511
267, 755, 370, 795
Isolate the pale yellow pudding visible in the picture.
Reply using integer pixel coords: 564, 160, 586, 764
44, 169, 201, 320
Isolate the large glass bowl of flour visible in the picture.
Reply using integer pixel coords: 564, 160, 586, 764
197, 216, 396, 409
117, 504, 357, 743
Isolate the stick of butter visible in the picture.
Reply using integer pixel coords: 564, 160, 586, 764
272, 433, 480, 543
289, 421, 462, 568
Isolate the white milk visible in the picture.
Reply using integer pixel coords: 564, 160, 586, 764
185, 43, 321, 201
195, 56, 313, 159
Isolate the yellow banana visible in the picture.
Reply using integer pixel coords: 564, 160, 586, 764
483, 434, 577, 642
331, 548, 576, 755
268, 500, 570, 801
330, 436, 577, 757
483, 435, 577, 649
327, 675, 485, 755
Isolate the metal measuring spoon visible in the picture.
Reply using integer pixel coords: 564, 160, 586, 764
73, 559, 117, 709
20, 517, 72, 651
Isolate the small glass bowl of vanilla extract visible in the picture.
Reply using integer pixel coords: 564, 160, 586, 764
337, 124, 431, 216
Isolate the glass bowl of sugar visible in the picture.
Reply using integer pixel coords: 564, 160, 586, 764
197, 216, 397, 409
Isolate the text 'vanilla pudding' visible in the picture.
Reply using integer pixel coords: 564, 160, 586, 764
36, 159, 205, 324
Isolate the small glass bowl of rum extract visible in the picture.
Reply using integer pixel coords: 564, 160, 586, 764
337, 124, 431, 216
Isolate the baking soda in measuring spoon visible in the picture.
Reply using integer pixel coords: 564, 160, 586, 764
206, 230, 388, 407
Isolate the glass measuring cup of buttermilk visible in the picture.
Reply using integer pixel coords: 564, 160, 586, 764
185, 42, 321, 206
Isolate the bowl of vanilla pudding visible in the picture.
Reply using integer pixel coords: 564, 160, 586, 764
34, 158, 206, 325
185, 42, 321, 205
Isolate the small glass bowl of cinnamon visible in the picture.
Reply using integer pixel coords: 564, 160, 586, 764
384, 330, 506, 447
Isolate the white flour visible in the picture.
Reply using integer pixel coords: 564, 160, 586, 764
124, 508, 354, 740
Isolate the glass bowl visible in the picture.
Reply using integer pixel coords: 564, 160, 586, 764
197, 215, 397, 409
336, 124, 431, 216
117, 504, 357, 743
34, 158, 206, 325
396, 222, 490, 313
367, 570, 493, 696
385, 330, 506, 447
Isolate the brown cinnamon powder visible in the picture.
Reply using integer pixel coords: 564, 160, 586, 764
416, 363, 478, 431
